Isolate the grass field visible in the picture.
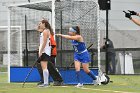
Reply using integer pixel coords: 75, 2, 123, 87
0, 73, 140, 93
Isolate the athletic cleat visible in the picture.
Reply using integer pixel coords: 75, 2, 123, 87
38, 84, 49, 88
75, 83, 83, 88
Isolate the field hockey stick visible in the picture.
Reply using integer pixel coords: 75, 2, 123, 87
22, 58, 41, 88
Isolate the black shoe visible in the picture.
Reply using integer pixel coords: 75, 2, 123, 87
37, 81, 44, 85
53, 81, 63, 86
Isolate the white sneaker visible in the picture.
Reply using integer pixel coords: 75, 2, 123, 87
38, 84, 49, 88
75, 83, 83, 88
93, 76, 101, 85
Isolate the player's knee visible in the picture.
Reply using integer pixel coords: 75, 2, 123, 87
83, 68, 90, 73
75, 67, 80, 71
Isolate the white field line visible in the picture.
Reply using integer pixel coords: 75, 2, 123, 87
81, 87, 138, 93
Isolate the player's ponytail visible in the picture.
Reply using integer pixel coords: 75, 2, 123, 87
72, 26, 80, 35
42, 19, 54, 35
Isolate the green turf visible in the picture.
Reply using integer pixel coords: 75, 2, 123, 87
0, 73, 140, 93
0, 73, 8, 83
0, 66, 7, 72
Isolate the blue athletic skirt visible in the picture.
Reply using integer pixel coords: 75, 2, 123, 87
74, 51, 91, 63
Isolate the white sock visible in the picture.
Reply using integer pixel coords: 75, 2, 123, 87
43, 68, 49, 85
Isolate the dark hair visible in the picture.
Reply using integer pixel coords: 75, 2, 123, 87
41, 19, 54, 35
72, 26, 80, 35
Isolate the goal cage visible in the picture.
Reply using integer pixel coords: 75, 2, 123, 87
7, 0, 101, 83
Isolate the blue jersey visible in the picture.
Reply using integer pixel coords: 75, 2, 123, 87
71, 40, 87, 53
71, 40, 91, 63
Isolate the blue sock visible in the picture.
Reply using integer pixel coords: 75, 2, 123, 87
87, 70, 97, 80
76, 71, 82, 84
